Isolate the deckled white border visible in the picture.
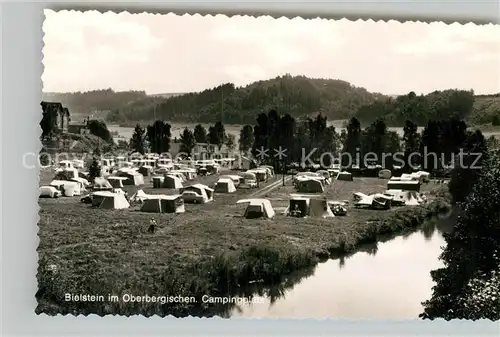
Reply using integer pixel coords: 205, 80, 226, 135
2, 1, 500, 336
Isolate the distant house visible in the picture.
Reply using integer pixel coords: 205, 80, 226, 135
41, 101, 71, 134
193, 143, 216, 154
191, 143, 228, 159
68, 117, 90, 135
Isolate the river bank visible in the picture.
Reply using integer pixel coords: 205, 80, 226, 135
37, 179, 451, 317
230, 217, 451, 318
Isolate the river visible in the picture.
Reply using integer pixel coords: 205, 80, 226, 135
108, 122, 500, 144
108, 122, 418, 144
225, 217, 454, 319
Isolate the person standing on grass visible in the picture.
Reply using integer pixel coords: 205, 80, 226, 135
148, 218, 157, 234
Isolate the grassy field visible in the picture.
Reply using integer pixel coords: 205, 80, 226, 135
37, 169, 450, 317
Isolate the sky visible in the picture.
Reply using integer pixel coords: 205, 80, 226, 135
42, 10, 500, 95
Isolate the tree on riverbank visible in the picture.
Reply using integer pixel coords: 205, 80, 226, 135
130, 124, 146, 154
342, 117, 362, 167
403, 120, 420, 170
88, 157, 101, 183
179, 127, 196, 155
193, 124, 207, 144
448, 130, 488, 204
421, 150, 500, 321
208, 122, 226, 150
239, 125, 254, 155
146, 120, 171, 154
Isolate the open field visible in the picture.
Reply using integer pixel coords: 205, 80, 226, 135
37, 169, 450, 317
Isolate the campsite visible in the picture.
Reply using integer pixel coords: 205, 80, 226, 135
37, 158, 449, 317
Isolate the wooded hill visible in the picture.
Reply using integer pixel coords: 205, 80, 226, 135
42, 89, 149, 117
353, 90, 500, 127
43, 75, 387, 125
42, 77, 500, 127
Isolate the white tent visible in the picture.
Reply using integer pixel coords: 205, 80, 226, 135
176, 168, 197, 180
138, 165, 154, 177
336, 171, 353, 181
384, 189, 422, 206
166, 171, 186, 182
53, 168, 90, 188
219, 175, 242, 187
130, 189, 150, 203
96, 192, 130, 210
94, 177, 113, 190
353, 192, 392, 209
117, 169, 145, 186
107, 176, 127, 188
72, 159, 85, 169
214, 178, 237, 193
293, 171, 321, 183
372, 193, 393, 209
352, 192, 373, 207
57, 160, 74, 170
152, 176, 165, 188
284, 195, 334, 218
91, 191, 113, 207
415, 171, 431, 183
49, 180, 81, 197
316, 170, 331, 184
140, 195, 185, 213
237, 198, 275, 219
327, 169, 340, 178
296, 178, 324, 193
163, 175, 183, 189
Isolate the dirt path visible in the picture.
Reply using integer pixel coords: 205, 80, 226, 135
250, 175, 292, 198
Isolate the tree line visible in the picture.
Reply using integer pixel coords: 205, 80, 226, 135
106, 75, 384, 125
127, 121, 235, 156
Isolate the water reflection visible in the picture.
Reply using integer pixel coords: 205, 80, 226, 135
215, 266, 317, 317
226, 214, 454, 318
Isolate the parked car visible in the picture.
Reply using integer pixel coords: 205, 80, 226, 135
181, 191, 204, 204
39, 186, 62, 198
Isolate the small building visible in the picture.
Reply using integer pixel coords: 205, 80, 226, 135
68, 122, 90, 135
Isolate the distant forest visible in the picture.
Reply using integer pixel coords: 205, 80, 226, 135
42, 75, 500, 127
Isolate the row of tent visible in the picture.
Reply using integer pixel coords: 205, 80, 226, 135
378, 169, 431, 183
238, 195, 348, 219
353, 189, 426, 209
212, 166, 275, 193
83, 180, 346, 219
84, 183, 216, 211
150, 165, 276, 194
293, 170, 353, 194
